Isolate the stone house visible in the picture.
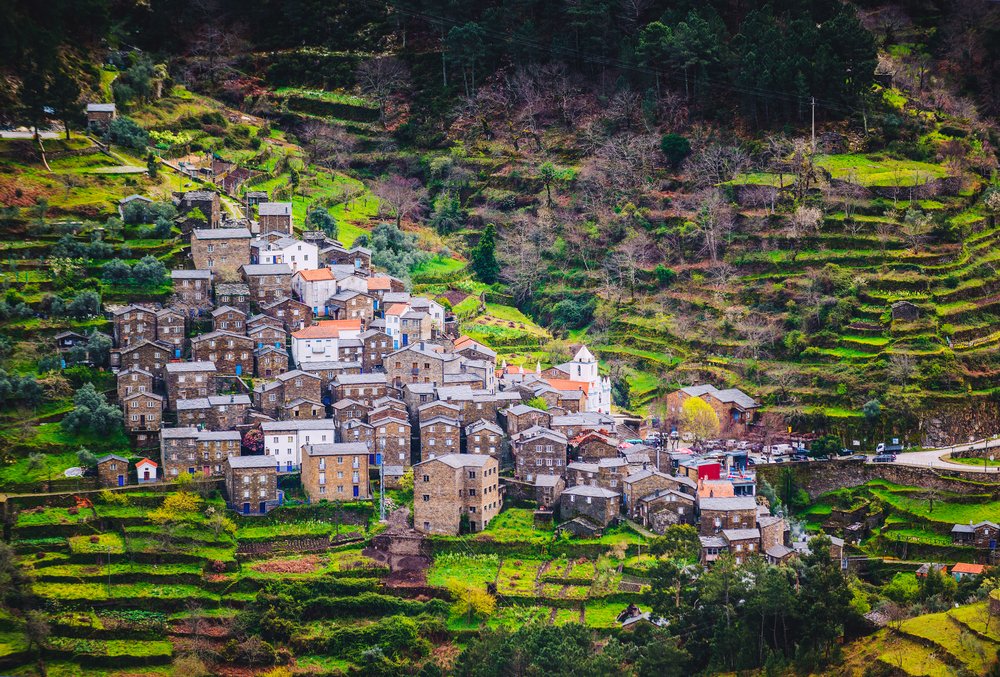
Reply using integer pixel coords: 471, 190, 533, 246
385, 343, 458, 389
96, 454, 130, 488
663, 384, 759, 433
951, 521, 1000, 548
338, 338, 364, 364
369, 397, 409, 422
225, 456, 280, 515
176, 190, 221, 228
418, 400, 463, 423
113, 305, 158, 348
559, 486, 620, 527
123, 391, 163, 433
332, 399, 371, 428
292, 268, 339, 316
117, 367, 153, 402
332, 373, 388, 405
359, 329, 392, 372
155, 308, 186, 357
891, 300, 920, 321
550, 412, 616, 440
164, 361, 217, 404
86, 102, 117, 129
301, 442, 371, 502
248, 323, 286, 351
263, 297, 312, 332
257, 202, 293, 234
722, 528, 761, 565
566, 457, 628, 493
242, 264, 294, 309
503, 404, 552, 436
281, 397, 325, 420
175, 394, 251, 430
328, 289, 374, 326
117, 340, 172, 380
573, 431, 620, 463
414, 454, 500, 535
300, 360, 362, 391
533, 474, 565, 509
195, 430, 242, 476
190, 331, 254, 376
340, 419, 374, 449
54, 331, 87, 353
251, 235, 317, 272
254, 346, 289, 378
465, 419, 503, 457
160, 428, 200, 479
758, 514, 790, 553
699, 496, 758, 536
374, 416, 412, 467
419, 416, 461, 462
454, 336, 497, 364
252, 369, 322, 417
171, 269, 212, 306
212, 306, 247, 334
639, 489, 697, 532
512, 427, 568, 482
191, 228, 251, 276
622, 469, 692, 519
214, 282, 251, 314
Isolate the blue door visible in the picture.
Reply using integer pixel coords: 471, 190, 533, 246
259, 501, 267, 514
235, 364, 242, 376
117, 475, 124, 487
286, 461, 292, 472
353, 486, 359, 498
242, 503, 250, 515
275, 341, 281, 348
175, 349, 181, 358
402, 334, 408, 346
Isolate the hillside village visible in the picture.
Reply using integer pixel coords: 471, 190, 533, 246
3, 0, 1000, 674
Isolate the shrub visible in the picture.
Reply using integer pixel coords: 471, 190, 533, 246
104, 116, 149, 149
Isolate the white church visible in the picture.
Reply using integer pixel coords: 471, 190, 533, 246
551, 345, 613, 413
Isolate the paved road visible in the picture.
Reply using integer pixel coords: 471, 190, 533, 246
0, 130, 62, 139
889, 437, 1000, 474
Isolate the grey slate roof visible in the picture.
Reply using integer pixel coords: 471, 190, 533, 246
699, 496, 758, 512
193, 228, 251, 240
164, 361, 217, 373
562, 485, 619, 499
228, 456, 276, 469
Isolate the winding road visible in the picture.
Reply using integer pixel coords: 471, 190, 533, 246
888, 437, 1000, 474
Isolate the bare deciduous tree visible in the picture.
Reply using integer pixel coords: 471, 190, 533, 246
371, 175, 426, 228
683, 143, 752, 188
300, 121, 358, 171
785, 205, 823, 260
687, 190, 735, 265
356, 57, 410, 128
888, 354, 915, 384
736, 314, 779, 360
500, 213, 551, 304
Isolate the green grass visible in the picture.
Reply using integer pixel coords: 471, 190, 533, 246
946, 455, 1000, 467
411, 254, 466, 278
868, 485, 1000, 525
899, 608, 996, 674
273, 87, 376, 108
34, 581, 219, 603
427, 553, 501, 588
15, 505, 92, 528
584, 600, 627, 628
478, 508, 551, 543
0, 450, 82, 485
815, 153, 951, 187
877, 636, 953, 676
67, 533, 124, 555
496, 559, 546, 594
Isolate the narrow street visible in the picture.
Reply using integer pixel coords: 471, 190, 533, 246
888, 437, 1000, 474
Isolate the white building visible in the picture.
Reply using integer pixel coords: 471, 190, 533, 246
262, 419, 338, 471
290, 319, 363, 366
554, 345, 613, 413
251, 236, 318, 272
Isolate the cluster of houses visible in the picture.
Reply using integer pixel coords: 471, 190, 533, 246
84, 187, 822, 566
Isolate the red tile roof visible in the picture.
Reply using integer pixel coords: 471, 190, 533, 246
292, 319, 362, 339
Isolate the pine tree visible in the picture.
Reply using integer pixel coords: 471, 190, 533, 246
470, 223, 500, 284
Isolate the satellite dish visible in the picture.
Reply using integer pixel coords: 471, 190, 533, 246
64, 467, 85, 478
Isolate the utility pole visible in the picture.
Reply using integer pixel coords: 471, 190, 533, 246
811, 97, 816, 153
378, 438, 386, 522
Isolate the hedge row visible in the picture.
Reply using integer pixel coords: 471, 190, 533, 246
301, 592, 448, 620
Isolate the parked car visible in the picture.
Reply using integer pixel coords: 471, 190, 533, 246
872, 454, 896, 463
792, 453, 810, 462
837, 448, 853, 457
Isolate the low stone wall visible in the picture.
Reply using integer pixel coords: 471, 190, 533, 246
756, 459, 1000, 499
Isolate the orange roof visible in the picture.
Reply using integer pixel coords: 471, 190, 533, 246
544, 378, 590, 395
951, 563, 985, 575
385, 303, 408, 317
454, 336, 475, 348
296, 268, 335, 282
136, 458, 158, 467
698, 480, 735, 499
367, 276, 393, 291
292, 318, 362, 339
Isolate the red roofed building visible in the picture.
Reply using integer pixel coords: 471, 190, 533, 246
136, 458, 158, 483
951, 562, 986, 580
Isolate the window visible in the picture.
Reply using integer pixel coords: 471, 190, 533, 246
422, 494, 430, 502
423, 475, 429, 482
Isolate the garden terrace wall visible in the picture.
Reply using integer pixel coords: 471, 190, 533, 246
756, 459, 1000, 500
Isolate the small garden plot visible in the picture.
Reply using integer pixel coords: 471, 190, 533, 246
328, 548, 383, 573
877, 635, 953, 677
496, 559, 546, 595
583, 600, 628, 628
543, 558, 572, 580
48, 637, 172, 662
478, 508, 551, 543
126, 537, 236, 562
816, 154, 951, 188
15, 506, 93, 529
250, 554, 321, 575
553, 607, 582, 625
427, 553, 500, 588
949, 602, 1000, 642
236, 520, 337, 542
34, 582, 219, 604
67, 533, 124, 555
486, 605, 549, 630
30, 561, 203, 581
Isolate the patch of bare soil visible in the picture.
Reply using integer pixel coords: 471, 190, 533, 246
250, 554, 320, 574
